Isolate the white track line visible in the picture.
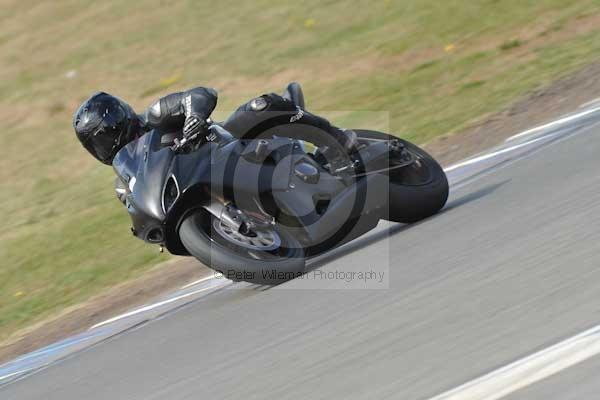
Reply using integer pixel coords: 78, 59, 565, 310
444, 133, 554, 173
180, 275, 217, 290
446, 101, 600, 172
0, 369, 29, 382
428, 324, 600, 400
89, 285, 217, 330
505, 105, 600, 142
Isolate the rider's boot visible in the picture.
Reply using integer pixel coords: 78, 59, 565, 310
338, 128, 358, 154
317, 128, 360, 174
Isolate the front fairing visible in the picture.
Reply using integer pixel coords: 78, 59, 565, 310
112, 130, 216, 244
113, 130, 173, 222
113, 131, 181, 244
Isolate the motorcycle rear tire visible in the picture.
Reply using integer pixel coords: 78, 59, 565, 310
354, 130, 449, 223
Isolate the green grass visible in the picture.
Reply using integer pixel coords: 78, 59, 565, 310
499, 39, 525, 51
1, 0, 600, 343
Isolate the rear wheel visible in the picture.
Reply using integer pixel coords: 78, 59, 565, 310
179, 210, 306, 284
354, 130, 449, 223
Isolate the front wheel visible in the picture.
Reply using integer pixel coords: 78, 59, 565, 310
179, 210, 306, 284
354, 130, 449, 223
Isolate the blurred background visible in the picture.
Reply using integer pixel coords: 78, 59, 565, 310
1, 0, 599, 345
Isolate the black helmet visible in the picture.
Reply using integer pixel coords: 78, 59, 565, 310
73, 92, 139, 165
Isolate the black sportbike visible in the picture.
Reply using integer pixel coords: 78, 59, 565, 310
113, 84, 448, 284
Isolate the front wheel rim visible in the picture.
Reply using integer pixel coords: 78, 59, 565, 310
212, 218, 282, 251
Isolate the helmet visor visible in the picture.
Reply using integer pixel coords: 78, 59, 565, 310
83, 125, 122, 163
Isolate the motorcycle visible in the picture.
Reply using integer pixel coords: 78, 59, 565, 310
112, 84, 448, 284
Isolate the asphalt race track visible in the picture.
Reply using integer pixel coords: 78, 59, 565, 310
2, 107, 600, 399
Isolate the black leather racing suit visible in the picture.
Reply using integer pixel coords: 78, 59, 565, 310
141, 86, 349, 149
141, 87, 218, 134
116, 87, 351, 203
222, 92, 350, 149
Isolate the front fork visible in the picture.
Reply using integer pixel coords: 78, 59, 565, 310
204, 200, 274, 236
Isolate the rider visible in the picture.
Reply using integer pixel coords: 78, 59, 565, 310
73, 84, 358, 166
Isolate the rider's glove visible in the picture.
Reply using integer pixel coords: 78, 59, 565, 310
183, 113, 209, 138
